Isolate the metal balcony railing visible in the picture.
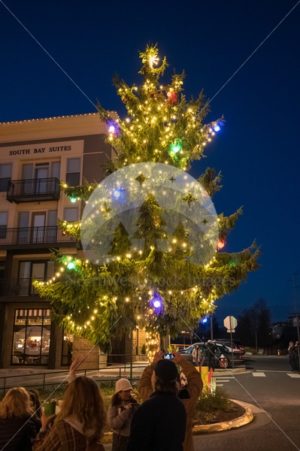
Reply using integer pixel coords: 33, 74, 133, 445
7, 178, 60, 202
0, 277, 50, 296
0, 226, 76, 247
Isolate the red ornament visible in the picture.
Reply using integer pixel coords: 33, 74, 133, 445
167, 90, 178, 105
217, 239, 225, 250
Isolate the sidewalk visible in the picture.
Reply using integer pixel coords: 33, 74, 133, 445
0, 363, 246, 390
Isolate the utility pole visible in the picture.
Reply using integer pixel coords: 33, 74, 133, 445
292, 273, 300, 371
210, 315, 214, 340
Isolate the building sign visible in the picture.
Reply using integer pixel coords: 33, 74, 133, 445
2, 140, 84, 158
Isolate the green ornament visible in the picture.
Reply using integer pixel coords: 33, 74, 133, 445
168, 139, 182, 157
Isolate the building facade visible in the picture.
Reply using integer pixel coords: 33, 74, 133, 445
0, 113, 112, 368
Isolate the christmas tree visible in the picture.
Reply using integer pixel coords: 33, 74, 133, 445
35, 45, 259, 350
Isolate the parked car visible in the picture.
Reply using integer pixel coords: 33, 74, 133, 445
213, 339, 245, 357
180, 341, 233, 369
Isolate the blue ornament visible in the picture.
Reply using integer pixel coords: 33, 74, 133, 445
112, 187, 127, 204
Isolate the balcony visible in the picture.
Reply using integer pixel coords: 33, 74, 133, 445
0, 226, 76, 249
0, 278, 52, 297
7, 178, 60, 203
1, 278, 40, 296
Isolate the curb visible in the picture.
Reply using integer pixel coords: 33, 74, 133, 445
214, 367, 247, 376
102, 399, 254, 443
192, 399, 254, 434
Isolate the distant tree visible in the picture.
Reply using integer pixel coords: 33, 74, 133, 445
236, 299, 272, 349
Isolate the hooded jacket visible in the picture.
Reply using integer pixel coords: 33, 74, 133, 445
35, 417, 104, 451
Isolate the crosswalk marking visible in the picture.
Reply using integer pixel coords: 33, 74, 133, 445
287, 373, 300, 378
253, 372, 266, 377
211, 375, 234, 387
214, 376, 235, 380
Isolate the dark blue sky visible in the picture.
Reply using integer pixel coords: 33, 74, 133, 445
1, 0, 300, 323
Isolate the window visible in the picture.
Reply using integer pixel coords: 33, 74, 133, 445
0, 212, 8, 239
21, 162, 60, 196
66, 158, 80, 186
64, 207, 78, 222
12, 308, 51, 365
0, 262, 5, 296
0, 163, 12, 192
51, 161, 60, 179
16, 260, 54, 296
16, 211, 58, 244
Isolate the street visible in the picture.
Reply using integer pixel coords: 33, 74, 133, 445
190, 356, 300, 451
194, 356, 300, 451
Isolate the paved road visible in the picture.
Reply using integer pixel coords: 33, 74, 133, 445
195, 356, 300, 451
104, 356, 300, 451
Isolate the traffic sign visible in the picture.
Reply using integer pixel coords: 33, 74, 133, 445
224, 315, 238, 330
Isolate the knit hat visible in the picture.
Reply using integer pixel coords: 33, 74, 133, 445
115, 378, 133, 393
154, 359, 178, 382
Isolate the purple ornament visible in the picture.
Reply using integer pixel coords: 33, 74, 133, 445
149, 292, 164, 315
107, 119, 120, 136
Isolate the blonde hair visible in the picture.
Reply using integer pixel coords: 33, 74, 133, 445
57, 376, 105, 440
0, 387, 32, 419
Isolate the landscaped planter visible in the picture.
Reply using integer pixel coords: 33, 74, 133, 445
101, 399, 254, 443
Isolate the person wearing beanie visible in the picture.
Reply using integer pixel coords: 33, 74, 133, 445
127, 358, 186, 451
137, 351, 203, 451
108, 378, 139, 451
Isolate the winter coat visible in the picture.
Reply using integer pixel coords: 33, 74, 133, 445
127, 391, 186, 451
139, 359, 202, 451
107, 397, 139, 437
0, 414, 39, 451
34, 418, 104, 451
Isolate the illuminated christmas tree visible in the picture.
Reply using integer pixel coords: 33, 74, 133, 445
35, 45, 258, 350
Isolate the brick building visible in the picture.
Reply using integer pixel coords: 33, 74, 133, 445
0, 113, 113, 368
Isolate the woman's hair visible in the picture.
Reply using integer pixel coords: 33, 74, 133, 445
58, 376, 105, 439
28, 389, 42, 418
0, 387, 33, 419
111, 392, 136, 407
111, 392, 122, 407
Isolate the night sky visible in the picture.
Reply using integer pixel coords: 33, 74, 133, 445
1, 0, 300, 324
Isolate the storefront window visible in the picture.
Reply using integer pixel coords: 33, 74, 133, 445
12, 309, 51, 365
